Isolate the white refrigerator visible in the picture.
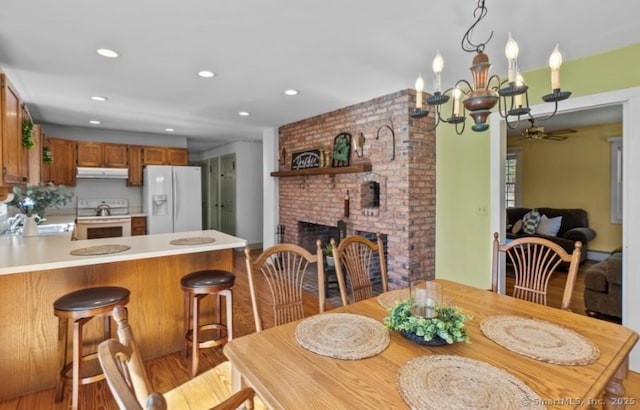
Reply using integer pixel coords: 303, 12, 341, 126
143, 165, 202, 234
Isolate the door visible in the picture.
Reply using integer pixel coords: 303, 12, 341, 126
198, 160, 210, 229
220, 154, 236, 235
209, 157, 220, 230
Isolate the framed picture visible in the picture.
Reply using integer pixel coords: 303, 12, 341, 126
332, 132, 351, 167
291, 148, 322, 170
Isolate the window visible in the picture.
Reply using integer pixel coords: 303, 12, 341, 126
609, 137, 622, 224
505, 150, 521, 209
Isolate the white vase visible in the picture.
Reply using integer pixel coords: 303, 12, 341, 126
22, 215, 39, 237
326, 256, 335, 267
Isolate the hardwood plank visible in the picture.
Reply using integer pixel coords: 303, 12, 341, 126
1, 252, 637, 409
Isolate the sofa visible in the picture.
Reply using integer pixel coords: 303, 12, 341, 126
583, 252, 622, 321
506, 207, 596, 264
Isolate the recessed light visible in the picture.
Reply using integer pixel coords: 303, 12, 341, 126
238, 111, 250, 116
91, 96, 108, 102
89, 120, 101, 125
96, 48, 119, 58
284, 89, 299, 96
165, 128, 174, 132
198, 70, 215, 78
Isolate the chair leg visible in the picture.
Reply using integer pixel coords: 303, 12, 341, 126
54, 318, 68, 403
183, 292, 190, 359
71, 319, 82, 410
191, 294, 201, 377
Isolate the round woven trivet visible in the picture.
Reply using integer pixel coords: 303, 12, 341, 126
169, 237, 216, 245
295, 313, 389, 360
70, 244, 131, 256
480, 315, 600, 365
377, 289, 410, 310
398, 355, 545, 410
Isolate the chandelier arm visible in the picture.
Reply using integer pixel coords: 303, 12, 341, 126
452, 80, 473, 94
455, 121, 466, 135
461, 0, 493, 53
487, 74, 502, 92
534, 101, 561, 122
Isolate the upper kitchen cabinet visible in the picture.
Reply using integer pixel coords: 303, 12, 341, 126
166, 148, 189, 165
143, 146, 189, 165
1, 73, 29, 187
42, 137, 76, 186
127, 145, 144, 186
27, 124, 43, 185
77, 141, 128, 167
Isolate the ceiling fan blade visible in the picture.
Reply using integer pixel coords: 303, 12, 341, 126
543, 134, 568, 141
546, 128, 577, 135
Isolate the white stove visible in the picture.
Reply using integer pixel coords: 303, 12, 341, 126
75, 199, 131, 239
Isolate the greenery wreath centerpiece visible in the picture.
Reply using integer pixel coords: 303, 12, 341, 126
384, 299, 472, 345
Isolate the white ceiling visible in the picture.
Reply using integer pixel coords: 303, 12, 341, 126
0, 1, 638, 153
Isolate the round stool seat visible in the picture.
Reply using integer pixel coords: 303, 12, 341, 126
181, 270, 235, 289
54, 286, 130, 313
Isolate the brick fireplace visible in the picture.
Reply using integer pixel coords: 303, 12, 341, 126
276, 89, 435, 288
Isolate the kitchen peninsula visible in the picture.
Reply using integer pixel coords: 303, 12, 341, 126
0, 229, 247, 401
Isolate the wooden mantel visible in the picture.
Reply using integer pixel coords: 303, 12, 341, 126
270, 163, 372, 177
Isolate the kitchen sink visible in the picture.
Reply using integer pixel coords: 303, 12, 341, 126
1, 222, 75, 236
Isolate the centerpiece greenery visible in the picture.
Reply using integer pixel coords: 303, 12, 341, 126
8, 182, 74, 218
384, 299, 472, 345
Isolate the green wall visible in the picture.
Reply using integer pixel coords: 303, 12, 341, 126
436, 43, 640, 289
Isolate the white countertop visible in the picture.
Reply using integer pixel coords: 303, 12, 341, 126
0, 229, 247, 275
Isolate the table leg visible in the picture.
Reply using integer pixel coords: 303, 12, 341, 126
604, 356, 629, 410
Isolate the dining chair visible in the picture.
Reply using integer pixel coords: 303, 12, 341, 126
492, 232, 582, 310
97, 306, 256, 410
331, 232, 388, 306
244, 241, 325, 332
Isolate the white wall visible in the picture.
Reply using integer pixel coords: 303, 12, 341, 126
41, 124, 188, 147
198, 141, 264, 246
262, 128, 278, 248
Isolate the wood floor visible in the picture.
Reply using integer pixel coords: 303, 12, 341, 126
1, 252, 638, 409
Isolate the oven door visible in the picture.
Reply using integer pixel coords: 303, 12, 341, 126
75, 217, 132, 240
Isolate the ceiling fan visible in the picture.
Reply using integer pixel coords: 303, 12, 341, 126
521, 118, 577, 141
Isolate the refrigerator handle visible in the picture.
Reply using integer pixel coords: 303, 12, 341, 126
173, 171, 178, 222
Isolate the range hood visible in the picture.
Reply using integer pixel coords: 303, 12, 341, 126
76, 167, 129, 179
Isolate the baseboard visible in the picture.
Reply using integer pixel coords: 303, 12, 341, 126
587, 250, 611, 262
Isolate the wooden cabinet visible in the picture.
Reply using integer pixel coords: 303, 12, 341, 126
143, 146, 189, 165
131, 216, 146, 236
42, 137, 76, 186
27, 124, 43, 185
143, 146, 166, 165
1, 74, 28, 186
167, 148, 189, 165
77, 141, 128, 167
103, 143, 128, 167
127, 145, 144, 186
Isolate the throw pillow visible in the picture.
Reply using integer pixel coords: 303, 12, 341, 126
521, 209, 541, 234
511, 219, 523, 235
536, 214, 563, 236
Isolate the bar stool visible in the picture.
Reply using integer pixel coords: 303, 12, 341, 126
54, 286, 130, 410
181, 269, 234, 377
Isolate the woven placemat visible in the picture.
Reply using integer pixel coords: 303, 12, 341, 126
480, 315, 600, 365
398, 355, 545, 410
377, 289, 410, 310
70, 244, 131, 256
295, 313, 389, 360
170, 237, 216, 245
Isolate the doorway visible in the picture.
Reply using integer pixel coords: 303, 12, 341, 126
197, 154, 235, 235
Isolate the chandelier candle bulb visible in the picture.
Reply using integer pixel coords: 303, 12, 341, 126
549, 44, 563, 91
415, 74, 424, 109
505, 33, 519, 83
453, 87, 462, 116
432, 50, 444, 92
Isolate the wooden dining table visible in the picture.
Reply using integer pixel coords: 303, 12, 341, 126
224, 279, 638, 409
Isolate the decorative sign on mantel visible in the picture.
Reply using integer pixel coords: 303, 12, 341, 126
291, 149, 322, 170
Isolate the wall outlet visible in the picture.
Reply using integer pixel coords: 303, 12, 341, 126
476, 205, 488, 216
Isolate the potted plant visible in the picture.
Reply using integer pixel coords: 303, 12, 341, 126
8, 182, 74, 236
384, 299, 471, 345
323, 242, 335, 267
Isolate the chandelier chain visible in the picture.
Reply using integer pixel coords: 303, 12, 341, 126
461, 0, 493, 54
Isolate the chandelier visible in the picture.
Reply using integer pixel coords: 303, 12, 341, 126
410, 0, 571, 135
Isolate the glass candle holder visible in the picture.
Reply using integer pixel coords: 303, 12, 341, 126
410, 280, 442, 319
